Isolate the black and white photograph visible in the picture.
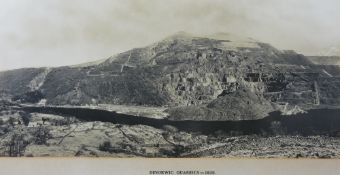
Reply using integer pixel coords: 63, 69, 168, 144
1, 1, 340, 171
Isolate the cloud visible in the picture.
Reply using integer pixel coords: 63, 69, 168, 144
0, 0, 339, 70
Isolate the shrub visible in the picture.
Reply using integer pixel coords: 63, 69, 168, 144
159, 145, 188, 157
158, 148, 175, 157
8, 117, 16, 126
20, 112, 31, 126
99, 141, 112, 152
32, 126, 52, 145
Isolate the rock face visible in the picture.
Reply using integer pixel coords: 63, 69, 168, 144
1, 32, 340, 121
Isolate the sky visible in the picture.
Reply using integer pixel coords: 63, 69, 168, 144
0, 0, 339, 70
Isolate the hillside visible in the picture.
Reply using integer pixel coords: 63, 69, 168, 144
1, 32, 340, 121
308, 56, 340, 65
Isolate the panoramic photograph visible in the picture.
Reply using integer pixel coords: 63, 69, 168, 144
1, 0, 340, 158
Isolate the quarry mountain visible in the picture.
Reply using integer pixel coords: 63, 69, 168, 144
1, 32, 340, 121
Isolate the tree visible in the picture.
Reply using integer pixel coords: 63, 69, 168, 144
32, 126, 52, 145
6, 133, 28, 157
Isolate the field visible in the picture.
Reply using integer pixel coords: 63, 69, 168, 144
1, 104, 340, 158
